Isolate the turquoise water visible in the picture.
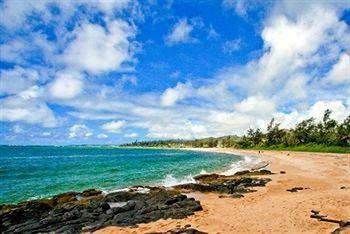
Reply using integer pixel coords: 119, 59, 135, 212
0, 146, 241, 204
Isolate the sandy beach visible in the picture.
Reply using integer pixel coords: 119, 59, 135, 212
96, 148, 350, 234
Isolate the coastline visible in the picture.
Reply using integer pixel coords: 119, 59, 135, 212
97, 148, 350, 233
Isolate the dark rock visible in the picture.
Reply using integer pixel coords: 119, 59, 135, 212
234, 169, 273, 176
0, 187, 202, 233
52, 191, 79, 204
280, 171, 286, 174
287, 187, 308, 192
82, 188, 102, 197
230, 193, 244, 199
174, 176, 271, 195
1, 169, 272, 233
147, 226, 208, 234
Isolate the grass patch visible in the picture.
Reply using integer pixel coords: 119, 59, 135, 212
245, 144, 350, 154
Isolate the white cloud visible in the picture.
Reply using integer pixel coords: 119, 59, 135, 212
0, 87, 57, 127
234, 95, 275, 117
0, 0, 132, 30
102, 120, 126, 133
62, 20, 136, 74
307, 100, 348, 122
57, 1, 350, 141
0, 66, 39, 95
222, 39, 241, 54
166, 18, 195, 45
49, 72, 83, 99
160, 82, 192, 106
69, 124, 93, 138
124, 132, 138, 138
0, 1, 48, 30
324, 53, 350, 85
145, 121, 209, 139
97, 133, 108, 139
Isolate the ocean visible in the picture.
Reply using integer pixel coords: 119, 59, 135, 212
0, 146, 244, 204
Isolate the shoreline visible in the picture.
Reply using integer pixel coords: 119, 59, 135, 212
2, 148, 349, 233
1, 149, 272, 233
0, 148, 261, 206
97, 148, 350, 233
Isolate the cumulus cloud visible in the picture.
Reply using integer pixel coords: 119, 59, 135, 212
0, 66, 39, 95
49, 72, 83, 99
166, 18, 195, 45
62, 20, 136, 74
55, 1, 350, 140
0, 87, 57, 127
160, 82, 192, 106
324, 53, 350, 85
68, 124, 93, 138
0, 0, 138, 131
97, 133, 108, 139
234, 96, 275, 117
102, 120, 126, 133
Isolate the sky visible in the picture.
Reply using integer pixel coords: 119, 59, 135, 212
0, 0, 349, 145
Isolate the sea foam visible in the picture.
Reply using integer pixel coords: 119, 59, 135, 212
221, 154, 262, 175
161, 174, 196, 187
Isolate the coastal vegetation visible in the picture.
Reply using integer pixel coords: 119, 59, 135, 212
122, 110, 350, 153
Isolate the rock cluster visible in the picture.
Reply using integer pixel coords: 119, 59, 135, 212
0, 169, 272, 233
173, 170, 272, 196
0, 187, 202, 233
148, 224, 208, 234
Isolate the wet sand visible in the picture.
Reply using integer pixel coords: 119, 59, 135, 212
95, 149, 350, 234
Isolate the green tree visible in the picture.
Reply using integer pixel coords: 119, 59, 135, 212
317, 109, 338, 145
265, 118, 286, 146
337, 116, 350, 146
293, 117, 317, 144
247, 128, 264, 146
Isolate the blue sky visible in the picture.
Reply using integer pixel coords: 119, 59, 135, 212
0, 0, 349, 145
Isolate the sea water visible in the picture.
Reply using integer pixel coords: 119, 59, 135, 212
0, 146, 244, 204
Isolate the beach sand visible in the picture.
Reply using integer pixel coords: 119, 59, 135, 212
95, 149, 350, 234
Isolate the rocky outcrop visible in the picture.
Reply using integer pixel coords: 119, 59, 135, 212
174, 170, 272, 195
1, 187, 202, 233
0, 169, 272, 233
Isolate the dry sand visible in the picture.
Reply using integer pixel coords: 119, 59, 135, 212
95, 149, 350, 234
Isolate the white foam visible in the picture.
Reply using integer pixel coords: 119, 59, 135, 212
161, 174, 196, 187
221, 155, 262, 176
108, 202, 127, 208
102, 187, 129, 195
199, 169, 208, 175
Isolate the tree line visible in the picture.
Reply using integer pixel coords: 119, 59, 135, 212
238, 110, 349, 148
121, 110, 349, 151
120, 135, 241, 148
